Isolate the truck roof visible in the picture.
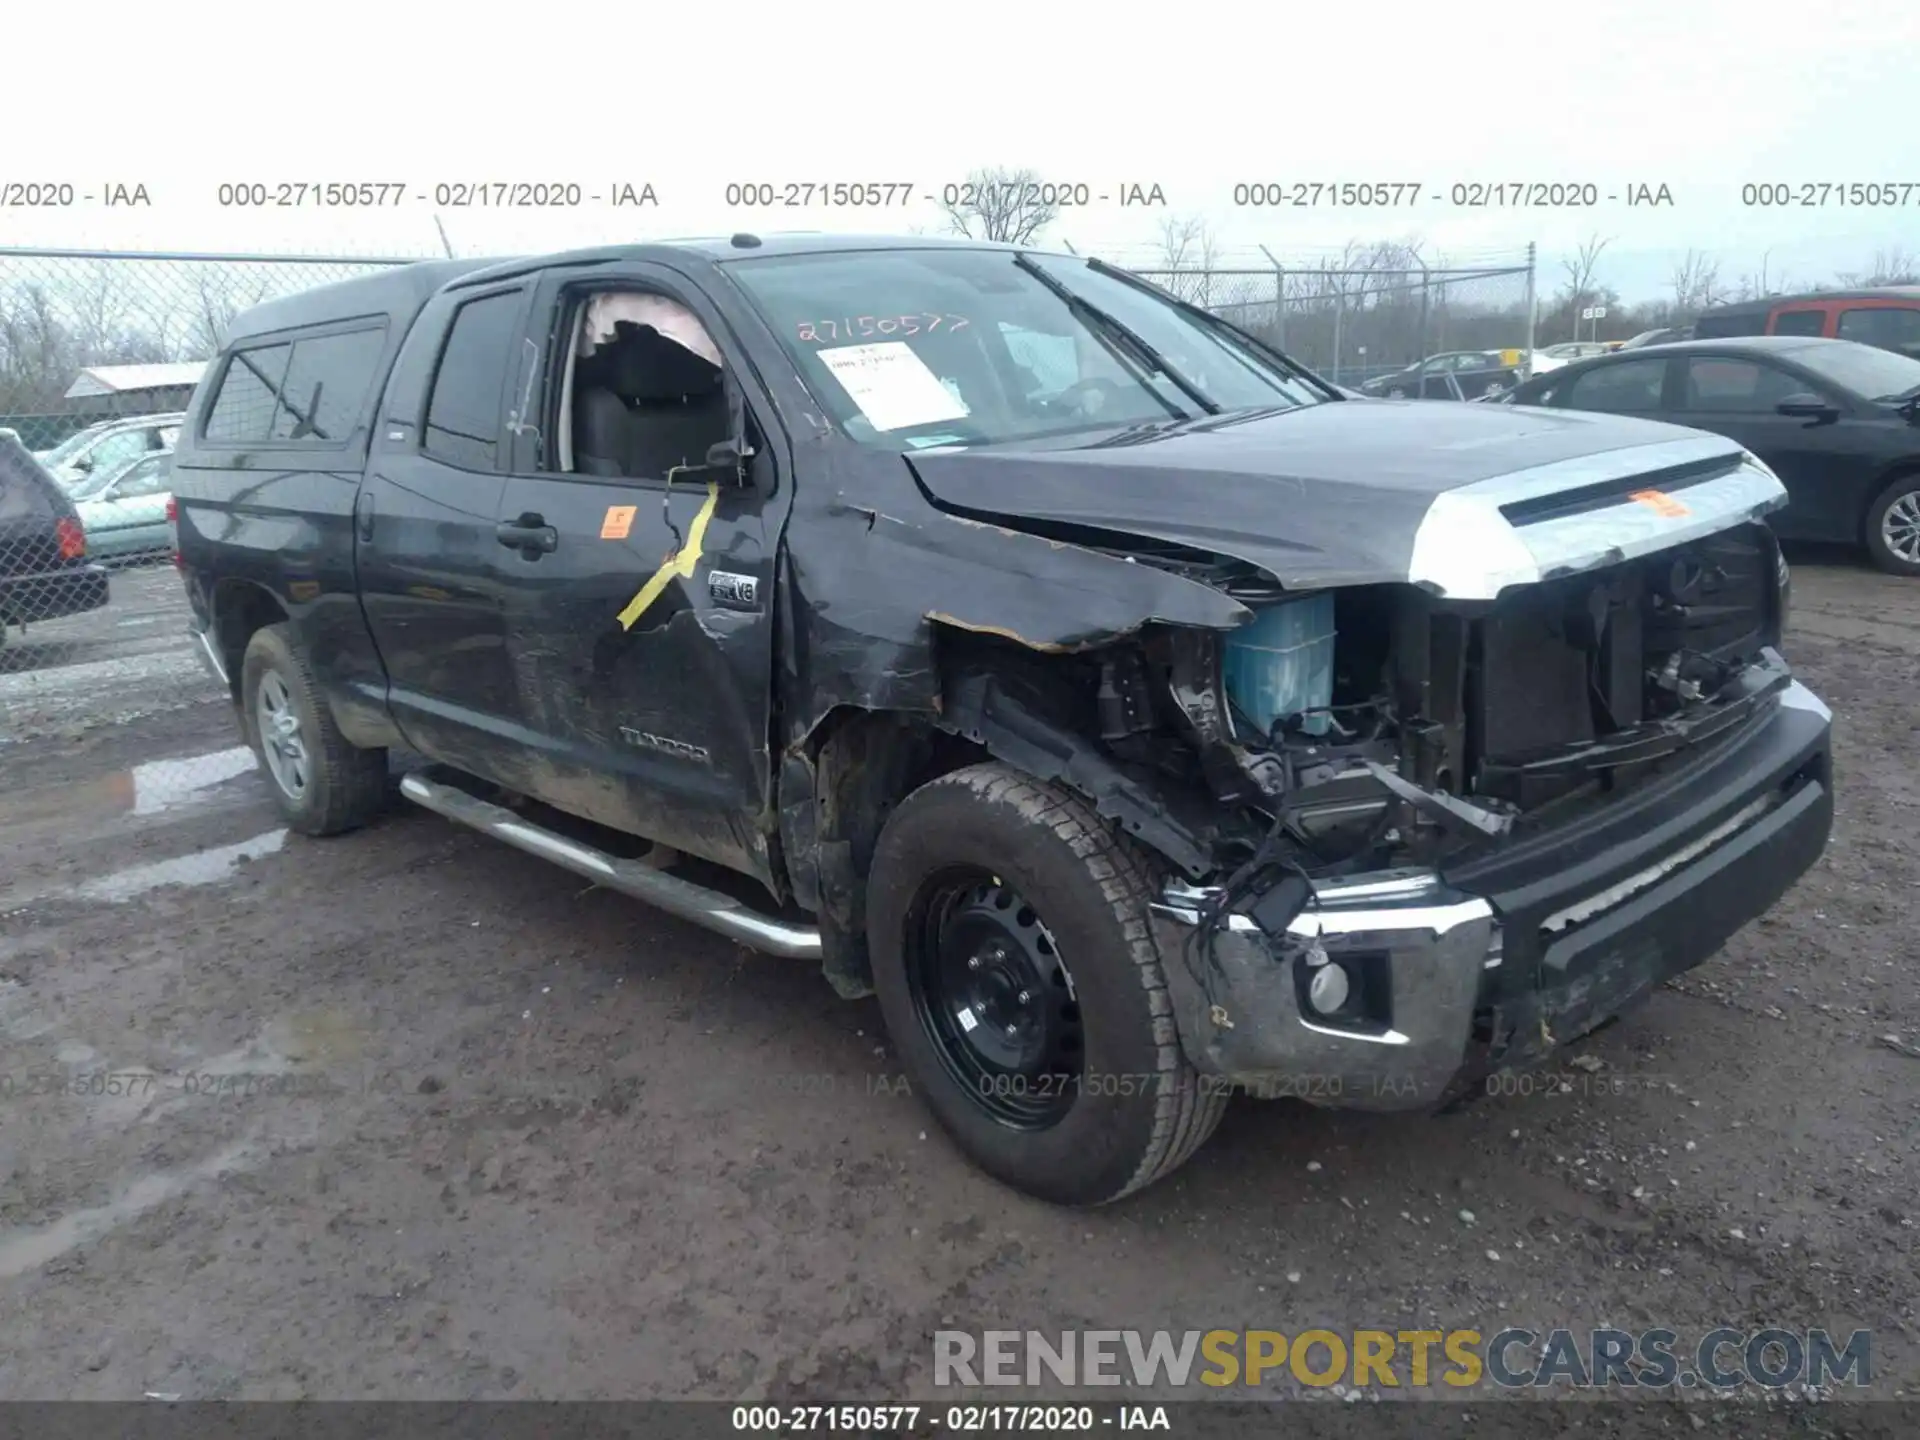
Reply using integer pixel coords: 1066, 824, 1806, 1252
443, 232, 1045, 290
220, 235, 1055, 346
225, 258, 499, 344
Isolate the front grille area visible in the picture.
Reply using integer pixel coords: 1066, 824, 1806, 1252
1642, 524, 1775, 660
1466, 523, 1779, 808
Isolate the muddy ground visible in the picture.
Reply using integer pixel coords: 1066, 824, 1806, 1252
0, 553, 1914, 1415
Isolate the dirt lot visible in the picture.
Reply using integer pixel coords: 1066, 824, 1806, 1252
0, 554, 1915, 1413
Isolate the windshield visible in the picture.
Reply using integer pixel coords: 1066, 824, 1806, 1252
1797, 342, 1920, 401
40, 423, 111, 467
726, 248, 1326, 449
65, 466, 126, 501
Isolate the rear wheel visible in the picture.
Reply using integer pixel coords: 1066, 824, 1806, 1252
240, 623, 388, 835
1864, 475, 1920, 576
867, 763, 1226, 1206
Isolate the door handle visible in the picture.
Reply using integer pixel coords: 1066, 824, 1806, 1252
496, 514, 558, 555
356, 490, 375, 543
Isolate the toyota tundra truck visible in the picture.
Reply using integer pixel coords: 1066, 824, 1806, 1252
168, 236, 1833, 1206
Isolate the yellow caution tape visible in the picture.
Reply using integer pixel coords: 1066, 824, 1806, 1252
616, 482, 719, 631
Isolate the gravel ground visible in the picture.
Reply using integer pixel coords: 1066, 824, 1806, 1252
0, 553, 1914, 1418
0, 565, 210, 746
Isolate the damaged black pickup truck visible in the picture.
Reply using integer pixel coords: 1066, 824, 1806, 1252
171, 235, 1832, 1206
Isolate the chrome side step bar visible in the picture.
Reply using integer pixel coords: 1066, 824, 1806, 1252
398, 771, 823, 961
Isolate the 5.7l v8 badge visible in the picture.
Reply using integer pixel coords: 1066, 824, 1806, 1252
707, 570, 760, 609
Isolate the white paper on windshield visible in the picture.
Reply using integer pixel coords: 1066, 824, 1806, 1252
816, 342, 970, 432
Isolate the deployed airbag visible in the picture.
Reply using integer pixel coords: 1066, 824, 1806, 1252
581, 292, 722, 368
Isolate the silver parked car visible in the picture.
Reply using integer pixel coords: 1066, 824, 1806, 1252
70, 451, 173, 561
37, 412, 184, 487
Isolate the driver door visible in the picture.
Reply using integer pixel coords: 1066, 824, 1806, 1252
490, 264, 798, 885
1668, 356, 1876, 542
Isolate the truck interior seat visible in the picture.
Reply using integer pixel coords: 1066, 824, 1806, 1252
573, 378, 631, 477
572, 323, 727, 480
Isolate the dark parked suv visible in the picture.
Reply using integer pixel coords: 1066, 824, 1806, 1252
170, 237, 1832, 1205
0, 431, 110, 654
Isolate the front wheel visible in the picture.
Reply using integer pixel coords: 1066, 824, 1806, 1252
1865, 475, 1920, 576
866, 763, 1226, 1206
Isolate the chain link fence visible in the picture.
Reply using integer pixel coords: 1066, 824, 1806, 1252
1131, 262, 1536, 385
1, 248, 425, 762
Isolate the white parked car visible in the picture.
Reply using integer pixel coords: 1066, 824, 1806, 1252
37, 412, 184, 488
1538, 341, 1613, 361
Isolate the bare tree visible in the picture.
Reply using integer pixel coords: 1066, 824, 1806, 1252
1836, 247, 1920, 287
186, 271, 274, 357
67, 262, 124, 361
0, 284, 73, 406
1728, 250, 1792, 303
1262, 239, 1441, 375
1669, 249, 1722, 315
939, 167, 1061, 245
1556, 234, 1613, 337
1152, 215, 1219, 304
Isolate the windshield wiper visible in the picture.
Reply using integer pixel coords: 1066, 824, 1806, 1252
1013, 253, 1218, 418
1085, 256, 1339, 400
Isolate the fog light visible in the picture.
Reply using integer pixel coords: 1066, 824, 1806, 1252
1307, 962, 1350, 1015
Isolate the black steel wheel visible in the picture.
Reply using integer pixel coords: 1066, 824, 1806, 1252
904, 871, 1083, 1129
867, 762, 1228, 1206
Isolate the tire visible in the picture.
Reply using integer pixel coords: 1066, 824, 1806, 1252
866, 763, 1227, 1206
239, 622, 388, 836
1864, 474, 1920, 577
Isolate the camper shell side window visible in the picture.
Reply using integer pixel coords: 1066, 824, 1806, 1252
192, 316, 393, 462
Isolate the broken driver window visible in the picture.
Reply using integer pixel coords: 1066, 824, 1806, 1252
563, 292, 729, 480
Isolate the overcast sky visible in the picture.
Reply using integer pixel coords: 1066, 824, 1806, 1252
5, 0, 1916, 303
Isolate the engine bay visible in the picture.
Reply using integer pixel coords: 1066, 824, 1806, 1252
938, 520, 1792, 890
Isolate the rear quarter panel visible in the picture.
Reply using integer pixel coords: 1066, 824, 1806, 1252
172, 340, 399, 745
173, 448, 379, 721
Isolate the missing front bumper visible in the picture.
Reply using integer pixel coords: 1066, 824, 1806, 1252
1149, 680, 1834, 1111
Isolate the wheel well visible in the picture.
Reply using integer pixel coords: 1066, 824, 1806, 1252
210, 581, 287, 705
787, 707, 988, 998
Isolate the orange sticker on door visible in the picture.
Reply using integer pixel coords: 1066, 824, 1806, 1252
1629, 489, 1690, 518
600, 505, 637, 539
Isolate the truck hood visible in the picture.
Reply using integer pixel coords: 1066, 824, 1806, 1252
903, 400, 1788, 600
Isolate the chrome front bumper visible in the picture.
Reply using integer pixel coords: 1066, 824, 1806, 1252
1150, 872, 1498, 1110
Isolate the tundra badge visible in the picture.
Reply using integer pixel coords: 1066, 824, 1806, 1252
618, 727, 712, 765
